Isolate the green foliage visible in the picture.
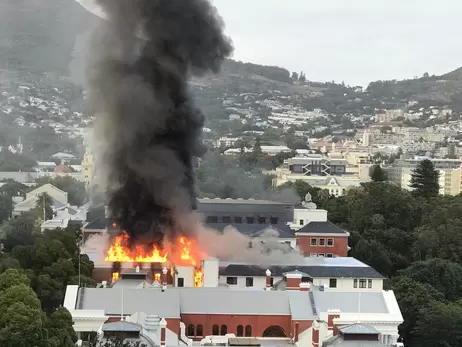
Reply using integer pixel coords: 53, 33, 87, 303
1, 212, 37, 251
0, 268, 30, 291
0, 151, 37, 171
32, 192, 54, 221
45, 308, 77, 347
410, 159, 440, 198
370, 165, 387, 182
88, 336, 147, 347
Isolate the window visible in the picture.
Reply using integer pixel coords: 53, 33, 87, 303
197, 325, 203, 337
368, 279, 372, 288
237, 325, 244, 337
246, 216, 255, 224
226, 277, 237, 285
353, 279, 358, 288
326, 253, 333, 258
222, 216, 231, 224
245, 325, 252, 337
234, 216, 242, 224
299, 219, 304, 225
359, 279, 367, 288
329, 278, 337, 288
206, 216, 218, 223
270, 217, 278, 224
310, 238, 317, 246
246, 277, 254, 287
270, 277, 274, 286
177, 278, 184, 287
187, 324, 195, 337
212, 325, 219, 335
319, 238, 325, 246
318, 253, 325, 257
327, 238, 334, 247
220, 325, 227, 335
258, 216, 266, 224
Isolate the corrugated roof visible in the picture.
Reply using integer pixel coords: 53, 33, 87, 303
78, 287, 181, 318
207, 223, 295, 239
287, 291, 316, 320
297, 221, 347, 235
339, 323, 379, 335
312, 289, 389, 314
178, 288, 291, 315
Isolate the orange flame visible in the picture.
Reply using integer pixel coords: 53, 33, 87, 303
105, 233, 205, 287
112, 272, 119, 282
194, 268, 203, 288
105, 233, 168, 263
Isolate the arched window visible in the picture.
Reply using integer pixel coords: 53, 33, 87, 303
221, 325, 228, 335
263, 325, 286, 337
237, 325, 244, 337
197, 324, 204, 337
187, 324, 195, 337
245, 325, 252, 337
212, 324, 219, 335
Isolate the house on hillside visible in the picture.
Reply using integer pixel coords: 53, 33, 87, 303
12, 183, 71, 217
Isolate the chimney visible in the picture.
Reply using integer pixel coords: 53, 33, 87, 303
327, 309, 341, 335
312, 320, 320, 347
294, 322, 299, 343
265, 269, 272, 291
136, 266, 140, 273
299, 282, 311, 291
160, 318, 167, 347
286, 271, 303, 290
161, 267, 168, 291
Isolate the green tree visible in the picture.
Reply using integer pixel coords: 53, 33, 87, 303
370, 165, 387, 182
32, 192, 54, 221
1, 213, 37, 251
413, 301, 462, 347
410, 159, 440, 198
0, 283, 45, 347
391, 276, 445, 345
0, 268, 30, 291
45, 308, 77, 347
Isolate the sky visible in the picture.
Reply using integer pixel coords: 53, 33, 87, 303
212, 0, 462, 86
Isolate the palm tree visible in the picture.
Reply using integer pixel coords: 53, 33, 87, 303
34, 192, 53, 221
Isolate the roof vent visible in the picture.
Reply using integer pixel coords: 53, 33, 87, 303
248, 198, 255, 200
226, 198, 233, 200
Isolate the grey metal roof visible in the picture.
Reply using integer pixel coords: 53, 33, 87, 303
287, 291, 317, 320
283, 270, 310, 277
78, 287, 181, 318
178, 288, 291, 315
339, 324, 380, 335
102, 321, 142, 332
312, 289, 389, 314
220, 265, 385, 279
322, 336, 389, 347
297, 221, 347, 235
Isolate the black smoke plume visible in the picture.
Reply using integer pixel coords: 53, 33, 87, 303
87, 0, 232, 245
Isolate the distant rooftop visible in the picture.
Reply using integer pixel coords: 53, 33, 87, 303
198, 198, 290, 205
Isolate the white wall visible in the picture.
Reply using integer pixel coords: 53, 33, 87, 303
176, 266, 194, 288
218, 275, 283, 289
312, 278, 383, 292
202, 258, 219, 288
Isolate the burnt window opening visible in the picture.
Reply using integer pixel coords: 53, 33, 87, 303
212, 325, 219, 335
220, 325, 227, 335
206, 216, 218, 223
329, 278, 337, 288
270, 277, 274, 286
246, 277, 254, 287
258, 216, 266, 224
187, 324, 195, 337
237, 325, 244, 337
177, 278, 184, 287
270, 217, 278, 224
234, 216, 242, 224
226, 277, 237, 285
246, 216, 255, 224
222, 216, 232, 224
245, 325, 252, 337
197, 324, 204, 337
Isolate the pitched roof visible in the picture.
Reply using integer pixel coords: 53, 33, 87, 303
296, 221, 347, 235
102, 321, 142, 332
339, 323, 380, 335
